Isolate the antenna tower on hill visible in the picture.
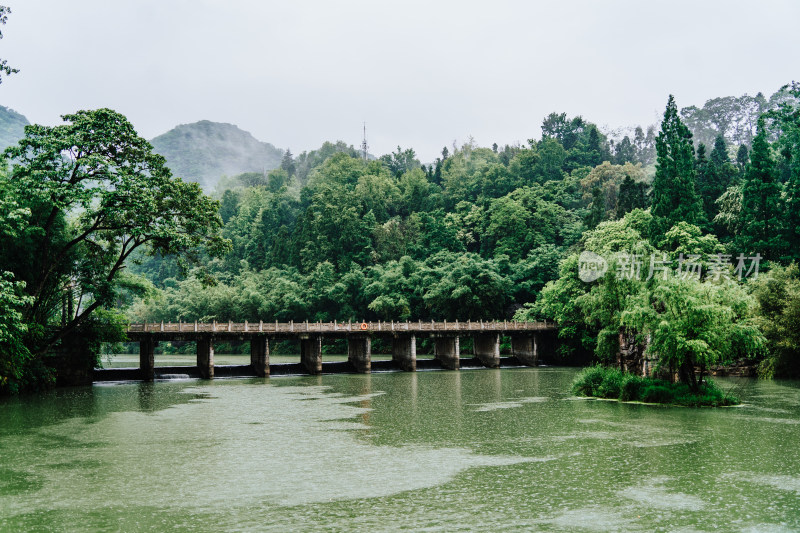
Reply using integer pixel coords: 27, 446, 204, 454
361, 122, 368, 161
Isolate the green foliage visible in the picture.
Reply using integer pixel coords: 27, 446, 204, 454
623, 277, 764, 390
736, 144, 749, 170
1, 109, 230, 391
280, 149, 295, 176
713, 184, 743, 239
218, 189, 240, 224
585, 187, 605, 229
422, 252, 511, 320
616, 175, 648, 218
6, 86, 799, 393
619, 373, 645, 401
738, 118, 782, 260
769, 83, 800, 263
480, 186, 580, 261
580, 162, 646, 216
571, 365, 739, 406
571, 365, 610, 396
379, 146, 420, 177
750, 264, 800, 378
613, 136, 637, 164
294, 141, 360, 184
0, 272, 34, 393
595, 366, 624, 397
660, 222, 724, 266
651, 95, 704, 240
530, 206, 763, 389
534, 137, 567, 182
696, 137, 738, 227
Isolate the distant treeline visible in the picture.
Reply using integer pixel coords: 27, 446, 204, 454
3, 85, 800, 394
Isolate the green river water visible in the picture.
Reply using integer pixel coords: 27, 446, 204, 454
1, 366, 799, 532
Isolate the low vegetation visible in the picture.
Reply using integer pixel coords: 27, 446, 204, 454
571, 365, 740, 407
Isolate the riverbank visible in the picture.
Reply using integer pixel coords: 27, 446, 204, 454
572, 365, 740, 407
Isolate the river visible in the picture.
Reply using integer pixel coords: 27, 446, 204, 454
1, 367, 799, 531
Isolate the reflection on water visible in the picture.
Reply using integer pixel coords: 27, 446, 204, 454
1, 368, 799, 531
100, 353, 393, 368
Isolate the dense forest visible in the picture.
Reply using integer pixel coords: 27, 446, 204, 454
2, 83, 800, 394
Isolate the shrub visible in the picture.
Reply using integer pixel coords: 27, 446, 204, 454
596, 367, 624, 398
619, 374, 645, 401
571, 365, 739, 406
571, 365, 608, 396
683, 380, 739, 407
641, 382, 674, 403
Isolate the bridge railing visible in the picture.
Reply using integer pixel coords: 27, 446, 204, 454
126, 319, 554, 334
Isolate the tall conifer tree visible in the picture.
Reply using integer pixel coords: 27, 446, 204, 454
650, 95, 703, 240
773, 83, 800, 262
739, 117, 782, 261
699, 136, 737, 224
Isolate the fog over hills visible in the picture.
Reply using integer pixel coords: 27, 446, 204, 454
0, 105, 29, 152
149, 120, 284, 190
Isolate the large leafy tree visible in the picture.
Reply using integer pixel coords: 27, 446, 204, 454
650, 95, 703, 240
1, 109, 230, 361
623, 277, 764, 391
517, 211, 654, 360
422, 252, 511, 320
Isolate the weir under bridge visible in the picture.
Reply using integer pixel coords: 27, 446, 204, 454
95, 320, 558, 382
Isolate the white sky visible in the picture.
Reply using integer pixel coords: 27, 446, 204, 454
1, 0, 798, 162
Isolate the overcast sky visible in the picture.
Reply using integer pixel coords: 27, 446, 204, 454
1, 0, 798, 162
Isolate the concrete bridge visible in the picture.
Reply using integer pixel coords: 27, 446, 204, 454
99, 319, 557, 381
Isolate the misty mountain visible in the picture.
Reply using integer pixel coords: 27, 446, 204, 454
150, 121, 283, 190
0, 105, 29, 152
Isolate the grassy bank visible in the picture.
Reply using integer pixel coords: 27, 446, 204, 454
572, 365, 740, 407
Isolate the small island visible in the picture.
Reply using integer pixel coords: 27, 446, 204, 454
572, 365, 740, 407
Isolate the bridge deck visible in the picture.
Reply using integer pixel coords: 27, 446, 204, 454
109, 320, 556, 382
126, 320, 554, 338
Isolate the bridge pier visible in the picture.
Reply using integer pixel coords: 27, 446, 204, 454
250, 335, 269, 377
197, 337, 214, 379
474, 333, 501, 368
392, 335, 416, 371
511, 334, 537, 366
435, 336, 459, 370
139, 338, 156, 382
347, 335, 371, 373
300, 336, 322, 375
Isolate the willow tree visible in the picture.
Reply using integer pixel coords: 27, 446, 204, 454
623, 277, 764, 391
1, 109, 230, 383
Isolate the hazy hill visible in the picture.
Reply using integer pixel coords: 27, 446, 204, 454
0, 105, 29, 151
150, 120, 283, 190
